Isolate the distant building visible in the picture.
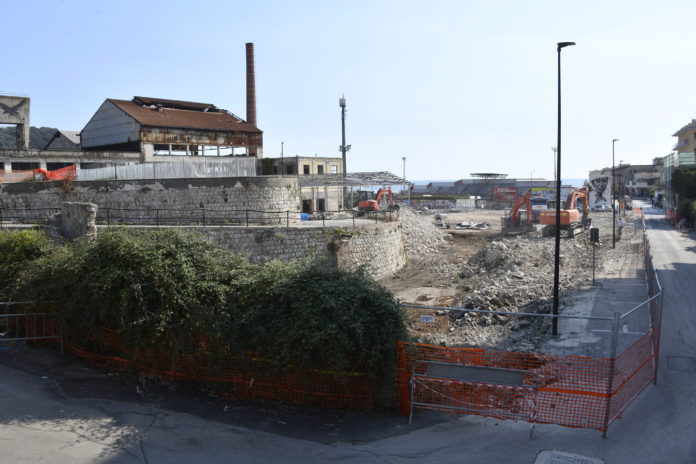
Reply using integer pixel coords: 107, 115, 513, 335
661, 119, 696, 208
263, 156, 344, 212
44, 130, 80, 150
81, 96, 263, 162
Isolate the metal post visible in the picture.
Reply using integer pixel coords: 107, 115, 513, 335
592, 243, 596, 286
552, 41, 575, 336
106, 207, 110, 227
286, 210, 289, 228
340, 97, 347, 181
202, 208, 206, 227
246, 209, 249, 227
602, 312, 621, 438
156, 209, 159, 228
612, 139, 619, 248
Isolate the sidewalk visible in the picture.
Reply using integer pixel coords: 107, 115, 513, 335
542, 216, 649, 358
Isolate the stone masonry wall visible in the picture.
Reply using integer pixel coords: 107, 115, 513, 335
0, 176, 300, 224
133, 222, 406, 279
60, 202, 97, 241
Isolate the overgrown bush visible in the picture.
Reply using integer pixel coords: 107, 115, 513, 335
227, 259, 406, 374
23, 228, 247, 350
0, 229, 56, 299
676, 199, 696, 225
18, 228, 405, 405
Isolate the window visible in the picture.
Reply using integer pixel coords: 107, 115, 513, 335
286, 165, 294, 175
317, 165, 324, 174
303, 164, 310, 174
331, 165, 338, 174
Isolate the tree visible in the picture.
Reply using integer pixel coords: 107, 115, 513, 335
671, 166, 696, 201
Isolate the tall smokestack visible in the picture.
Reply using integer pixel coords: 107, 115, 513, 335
245, 42, 257, 127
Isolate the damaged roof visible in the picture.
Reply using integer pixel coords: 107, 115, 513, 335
108, 97, 261, 133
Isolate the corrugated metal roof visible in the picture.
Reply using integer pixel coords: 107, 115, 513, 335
108, 98, 261, 133
132, 96, 216, 112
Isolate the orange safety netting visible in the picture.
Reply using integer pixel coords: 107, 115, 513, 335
0, 165, 75, 183
398, 337, 658, 432
60, 328, 378, 412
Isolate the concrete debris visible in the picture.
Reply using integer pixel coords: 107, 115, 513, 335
418, 232, 603, 350
454, 222, 490, 230
398, 207, 449, 258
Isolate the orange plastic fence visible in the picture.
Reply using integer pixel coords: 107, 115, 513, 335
609, 327, 660, 423
62, 329, 378, 412
398, 337, 658, 432
0, 165, 75, 183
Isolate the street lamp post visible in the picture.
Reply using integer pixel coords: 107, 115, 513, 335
402, 156, 410, 204
530, 170, 535, 192
612, 139, 619, 248
552, 41, 575, 337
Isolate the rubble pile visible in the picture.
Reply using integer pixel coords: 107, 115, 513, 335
458, 235, 594, 311
398, 207, 449, 258
424, 233, 601, 348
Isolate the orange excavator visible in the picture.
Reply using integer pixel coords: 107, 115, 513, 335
539, 186, 590, 237
357, 188, 400, 213
501, 191, 536, 235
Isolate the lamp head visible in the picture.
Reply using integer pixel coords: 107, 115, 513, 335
557, 42, 576, 51
613, 138, 619, 143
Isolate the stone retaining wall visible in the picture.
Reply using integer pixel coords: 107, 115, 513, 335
0, 176, 300, 223
134, 222, 406, 279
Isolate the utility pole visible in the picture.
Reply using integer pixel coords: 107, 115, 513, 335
339, 96, 350, 180
339, 96, 351, 209
552, 147, 557, 180
552, 41, 576, 336
280, 141, 284, 176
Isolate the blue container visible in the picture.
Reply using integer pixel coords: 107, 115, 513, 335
300, 213, 309, 221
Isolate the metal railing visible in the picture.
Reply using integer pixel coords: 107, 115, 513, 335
0, 206, 400, 230
401, 218, 664, 435
0, 302, 62, 351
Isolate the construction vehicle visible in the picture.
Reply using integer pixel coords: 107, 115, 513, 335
357, 188, 400, 214
540, 187, 590, 237
501, 191, 536, 235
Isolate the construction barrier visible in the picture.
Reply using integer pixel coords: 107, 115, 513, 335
61, 328, 378, 412
0, 165, 75, 183
400, 220, 663, 434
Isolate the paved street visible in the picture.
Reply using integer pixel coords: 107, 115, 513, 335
1, 203, 695, 463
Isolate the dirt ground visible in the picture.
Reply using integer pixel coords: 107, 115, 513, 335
382, 207, 641, 350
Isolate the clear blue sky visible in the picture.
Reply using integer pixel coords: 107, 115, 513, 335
4, 0, 696, 180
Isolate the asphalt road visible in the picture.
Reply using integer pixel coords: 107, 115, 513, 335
1, 201, 695, 463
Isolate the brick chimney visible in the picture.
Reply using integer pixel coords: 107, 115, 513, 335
245, 42, 257, 127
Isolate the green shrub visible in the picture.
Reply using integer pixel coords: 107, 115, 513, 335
24, 228, 247, 350
19, 228, 405, 406
677, 198, 696, 224
0, 229, 56, 299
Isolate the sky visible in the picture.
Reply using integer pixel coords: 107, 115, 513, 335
4, 0, 696, 181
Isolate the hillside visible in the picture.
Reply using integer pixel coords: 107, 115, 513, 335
0, 126, 59, 149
